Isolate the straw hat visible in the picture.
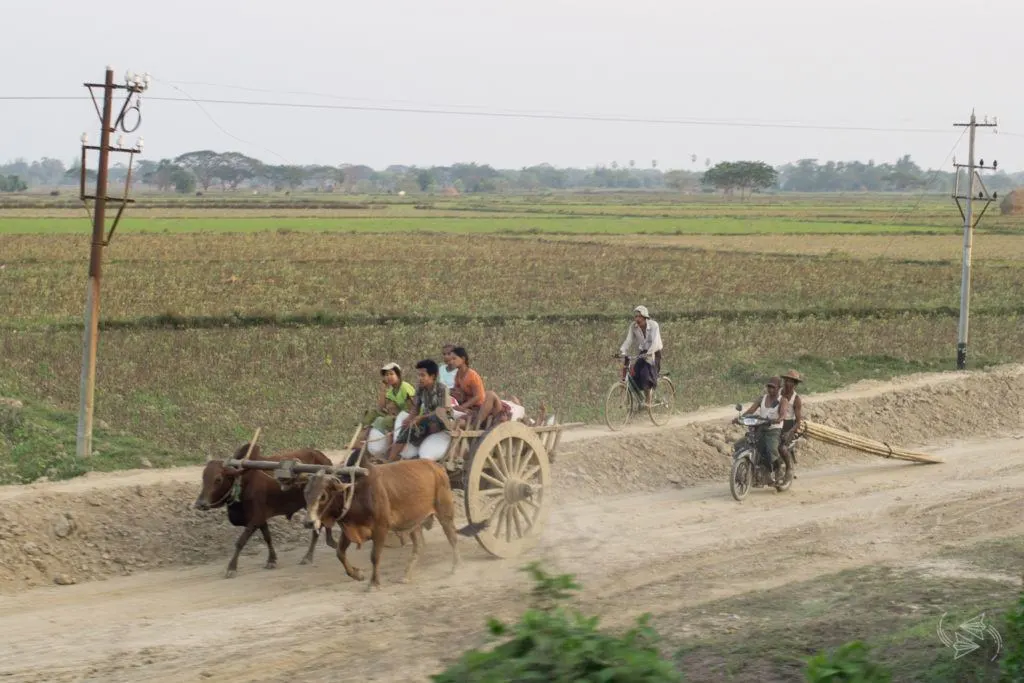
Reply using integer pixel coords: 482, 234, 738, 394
781, 369, 803, 383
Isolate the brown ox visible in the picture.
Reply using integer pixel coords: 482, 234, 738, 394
302, 459, 487, 590
193, 443, 337, 578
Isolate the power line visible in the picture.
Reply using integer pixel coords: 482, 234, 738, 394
158, 78, 523, 112
2, 96, 86, 101
875, 128, 968, 260
0, 93, 971, 134
156, 81, 291, 165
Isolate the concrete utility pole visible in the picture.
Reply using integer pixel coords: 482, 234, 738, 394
75, 66, 149, 458
951, 110, 998, 371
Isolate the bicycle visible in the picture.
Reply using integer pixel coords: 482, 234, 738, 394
603, 354, 676, 431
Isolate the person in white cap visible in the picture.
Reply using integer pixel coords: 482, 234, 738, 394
618, 305, 663, 407
356, 362, 416, 453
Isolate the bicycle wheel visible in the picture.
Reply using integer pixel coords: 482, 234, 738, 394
604, 381, 633, 431
647, 376, 675, 426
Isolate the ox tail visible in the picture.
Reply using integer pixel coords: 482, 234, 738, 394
456, 520, 489, 537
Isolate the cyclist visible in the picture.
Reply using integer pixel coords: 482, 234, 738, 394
618, 305, 663, 407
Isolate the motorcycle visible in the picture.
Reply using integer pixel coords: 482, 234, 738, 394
728, 404, 798, 501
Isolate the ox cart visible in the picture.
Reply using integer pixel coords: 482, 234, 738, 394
224, 408, 583, 560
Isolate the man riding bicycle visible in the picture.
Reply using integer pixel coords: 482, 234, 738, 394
618, 305, 663, 408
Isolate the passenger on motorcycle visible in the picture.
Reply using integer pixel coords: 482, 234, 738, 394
736, 376, 790, 476
618, 305, 663, 408
779, 369, 804, 462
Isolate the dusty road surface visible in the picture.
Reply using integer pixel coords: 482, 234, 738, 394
1, 366, 1023, 682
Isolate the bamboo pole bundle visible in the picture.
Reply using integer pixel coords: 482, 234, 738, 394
794, 421, 943, 464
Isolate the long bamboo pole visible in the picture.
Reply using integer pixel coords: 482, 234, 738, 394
795, 421, 942, 464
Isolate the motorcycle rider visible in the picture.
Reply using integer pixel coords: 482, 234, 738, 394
618, 305, 663, 408
736, 376, 789, 477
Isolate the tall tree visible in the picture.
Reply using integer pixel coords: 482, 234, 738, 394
174, 150, 220, 191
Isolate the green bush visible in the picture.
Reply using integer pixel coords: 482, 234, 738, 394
430, 562, 684, 683
1001, 589, 1024, 683
804, 641, 892, 682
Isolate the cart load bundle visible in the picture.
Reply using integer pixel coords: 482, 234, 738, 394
793, 421, 943, 464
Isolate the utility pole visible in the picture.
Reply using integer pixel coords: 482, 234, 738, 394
951, 110, 998, 371
75, 66, 149, 457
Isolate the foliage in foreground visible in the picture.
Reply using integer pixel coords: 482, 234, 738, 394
802, 585, 1024, 683
804, 641, 892, 682
1001, 589, 1024, 683
431, 562, 684, 683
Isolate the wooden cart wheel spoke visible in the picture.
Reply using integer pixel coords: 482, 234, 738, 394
510, 438, 528, 477
505, 505, 516, 542
520, 497, 541, 513
511, 502, 533, 533
479, 492, 504, 517
519, 463, 541, 482
510, 506, 523, 538
493, 501, 509, 537
485, 452, 509, 481
464, 422, 552, 558
480, 471, 505, 488
501, 439, 518, 479
502, 440, 519, 476
493, 441, 509, 478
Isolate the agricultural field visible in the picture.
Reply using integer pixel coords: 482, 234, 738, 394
1, 190, 1023, 483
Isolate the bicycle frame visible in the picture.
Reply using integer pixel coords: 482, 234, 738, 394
604, 353, 675, 431
619, 355, 648, 400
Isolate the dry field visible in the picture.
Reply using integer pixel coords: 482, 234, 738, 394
4, 233, 1024, 323
1, 227, 1023, 469
547, 232, 1024, 262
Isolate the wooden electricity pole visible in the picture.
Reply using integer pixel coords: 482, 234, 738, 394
951, 110, 998, 371
75, 66, 149, 457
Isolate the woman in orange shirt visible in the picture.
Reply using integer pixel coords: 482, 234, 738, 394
449, 347, 510, 427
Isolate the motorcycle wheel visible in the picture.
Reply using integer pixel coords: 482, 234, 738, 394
730, 453, 753, 501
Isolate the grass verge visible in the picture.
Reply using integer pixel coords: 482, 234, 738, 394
671, 545, 1021, 682
0, 397, 187, 485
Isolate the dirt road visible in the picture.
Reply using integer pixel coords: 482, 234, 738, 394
1, 365, 1023, 682
2, 437, 1023, 682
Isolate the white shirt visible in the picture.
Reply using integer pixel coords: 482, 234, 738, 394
756, 394, 784, 429
438, 364, 457, 390
619, 319, 663, 360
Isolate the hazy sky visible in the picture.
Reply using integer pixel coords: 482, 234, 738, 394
4, 0, 1022, 171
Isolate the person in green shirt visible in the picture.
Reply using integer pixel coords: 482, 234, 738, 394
359, 362, 416, 450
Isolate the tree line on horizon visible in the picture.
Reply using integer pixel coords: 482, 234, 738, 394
2, 151, 1022, 196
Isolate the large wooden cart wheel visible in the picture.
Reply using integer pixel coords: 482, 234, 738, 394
464, 421, 551, 558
